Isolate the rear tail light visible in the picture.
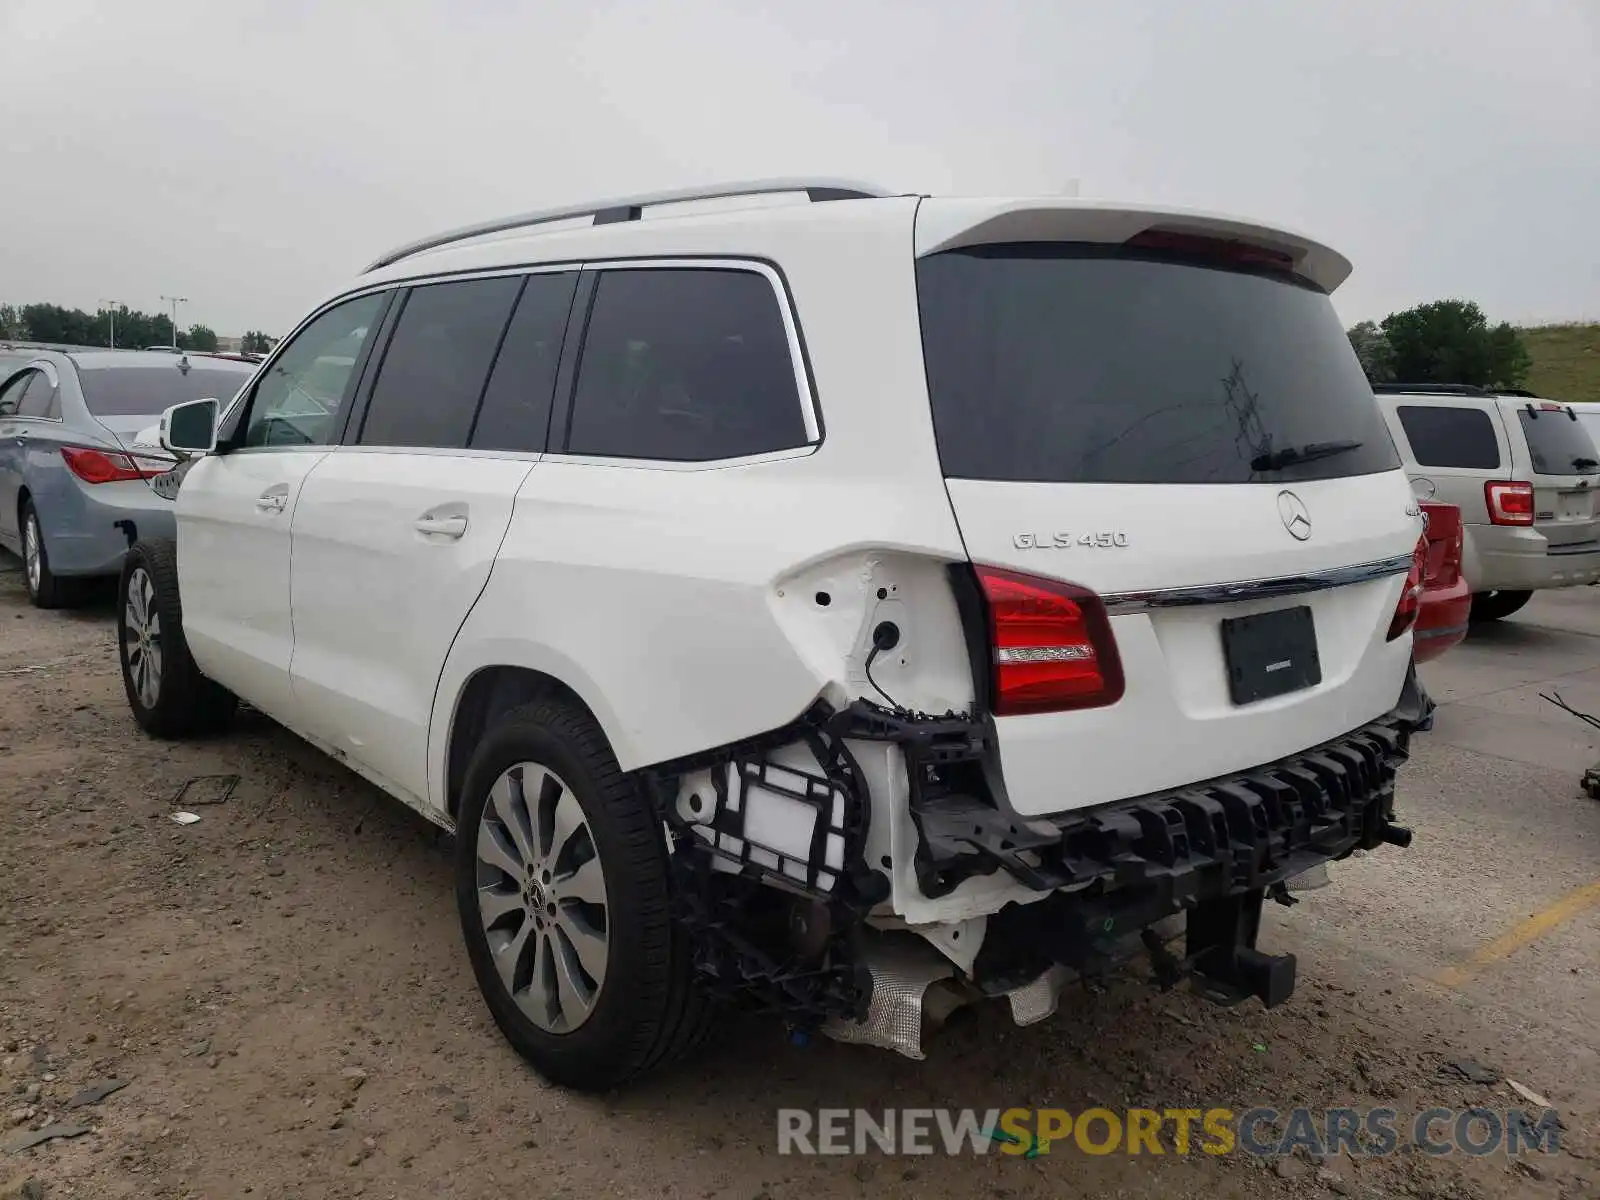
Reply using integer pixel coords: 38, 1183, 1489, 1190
1484, 480, 1534, 526
975, 566, 1124, 715
1387, 537, 1428, 641
1419, 501, 1464, 588
60, 446, 168, 485
1441, 514, 1464, 586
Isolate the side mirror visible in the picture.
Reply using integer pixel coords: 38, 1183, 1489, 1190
161, 398, 220, 457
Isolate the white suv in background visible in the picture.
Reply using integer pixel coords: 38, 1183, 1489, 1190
117, 180, 1432, 1091
1374, 385, 1600, 621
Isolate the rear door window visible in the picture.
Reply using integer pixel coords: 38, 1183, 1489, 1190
1395, 405, 1502, 470
915, 244, 1401, 484
1516, 408, 1600, 476
15, 371, 57, 419
565, 267, 809, 462
359, 276, 523, 449
469, 272, 579, 453
0, 371, 30, 416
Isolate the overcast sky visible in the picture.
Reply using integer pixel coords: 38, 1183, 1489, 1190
1, 0, 1594, 336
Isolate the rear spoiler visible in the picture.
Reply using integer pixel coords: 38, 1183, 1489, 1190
912, 198, 1352, 292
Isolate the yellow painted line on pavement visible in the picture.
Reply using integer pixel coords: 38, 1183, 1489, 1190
1434, 878, 1600, 988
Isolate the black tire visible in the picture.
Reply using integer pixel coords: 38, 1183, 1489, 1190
455, 699, 712, 1091
20, 499, 76, 609
1469, 589, 1533, 622
117, 539, 238, 738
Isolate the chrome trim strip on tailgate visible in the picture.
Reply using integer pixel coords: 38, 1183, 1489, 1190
1101, 552, 1415, 616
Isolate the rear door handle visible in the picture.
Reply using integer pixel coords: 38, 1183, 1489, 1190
256, 488, 288, 513
414, 514, 468, 539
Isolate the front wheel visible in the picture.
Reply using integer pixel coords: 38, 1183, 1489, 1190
455, 699, 711, 1091
1469, 589, 1533, 622
117, 539, 237, 738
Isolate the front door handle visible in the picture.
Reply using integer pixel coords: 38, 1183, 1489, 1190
256, 488, 288, 513
414, 514, 468, 539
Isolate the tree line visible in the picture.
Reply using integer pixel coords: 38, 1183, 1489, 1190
0, 301, 276, 356
1348, 300, 1531, 391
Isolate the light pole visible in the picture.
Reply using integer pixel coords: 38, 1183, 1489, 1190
98, 299, 121, 349
160, 295, 188, 349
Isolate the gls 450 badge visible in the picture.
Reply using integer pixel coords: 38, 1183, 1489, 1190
1013, 531, 1129, 550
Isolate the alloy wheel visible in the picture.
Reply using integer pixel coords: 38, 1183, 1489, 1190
123, 567, 163, 708
474, 763, 611, 1033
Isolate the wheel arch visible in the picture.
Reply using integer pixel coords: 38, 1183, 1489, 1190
436, 661, 618, 821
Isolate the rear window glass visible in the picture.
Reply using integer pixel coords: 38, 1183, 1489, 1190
916, 244, 1400, 485
78, 364, 252, 417
1516, 408, 1600, 476
1395, 405, 1501, 470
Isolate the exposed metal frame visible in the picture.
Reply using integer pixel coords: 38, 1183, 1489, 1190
363, 178, 895, 274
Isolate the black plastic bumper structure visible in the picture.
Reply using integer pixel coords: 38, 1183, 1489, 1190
648, 666, 1434, 1021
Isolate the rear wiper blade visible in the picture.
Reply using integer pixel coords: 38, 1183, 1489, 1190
1251, 439, 1364, 472
1573, 457, 1599, 469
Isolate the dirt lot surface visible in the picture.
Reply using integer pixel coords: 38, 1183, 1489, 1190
1, 555, 1597, 1199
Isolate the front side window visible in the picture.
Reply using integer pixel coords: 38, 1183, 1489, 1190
566, 268, 809, 462
244, 293, 387, 448
358, 276, 522, 449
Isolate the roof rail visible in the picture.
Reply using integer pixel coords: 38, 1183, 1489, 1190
1371, 383, 1491, 397
364, 178, 896, 274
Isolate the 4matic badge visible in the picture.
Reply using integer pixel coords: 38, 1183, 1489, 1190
1013, 532, 1130, 549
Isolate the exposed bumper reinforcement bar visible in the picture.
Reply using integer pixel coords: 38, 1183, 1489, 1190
911, 666, 1433, 904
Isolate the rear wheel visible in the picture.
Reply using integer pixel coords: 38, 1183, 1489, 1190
117, 539, 237, 737
1469, 590, 1533, 622
455, 699, 711, 1091
20, 500, 75, 609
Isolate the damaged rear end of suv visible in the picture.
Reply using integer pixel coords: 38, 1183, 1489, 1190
608, 197, 1434, 1074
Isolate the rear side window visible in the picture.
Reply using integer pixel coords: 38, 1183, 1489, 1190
77, 365, 250, 417
565, 268, 808, 462
470, 272, 579, 453
360, 276, 522, 449
916, 244, 1401, 484
1395, 405, 1501, 470
0, 370, 29, 415
16, 371, 57, 418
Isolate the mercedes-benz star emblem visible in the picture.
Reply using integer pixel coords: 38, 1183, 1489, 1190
1277, 490, 1312, 541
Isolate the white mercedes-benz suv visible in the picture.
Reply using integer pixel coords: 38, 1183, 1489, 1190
116, 180, 1432, 1091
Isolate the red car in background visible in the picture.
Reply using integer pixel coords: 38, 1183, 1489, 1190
1413, 501, 1471, 663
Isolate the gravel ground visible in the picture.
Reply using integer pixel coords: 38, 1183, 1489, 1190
0, 555, 1595, 1199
